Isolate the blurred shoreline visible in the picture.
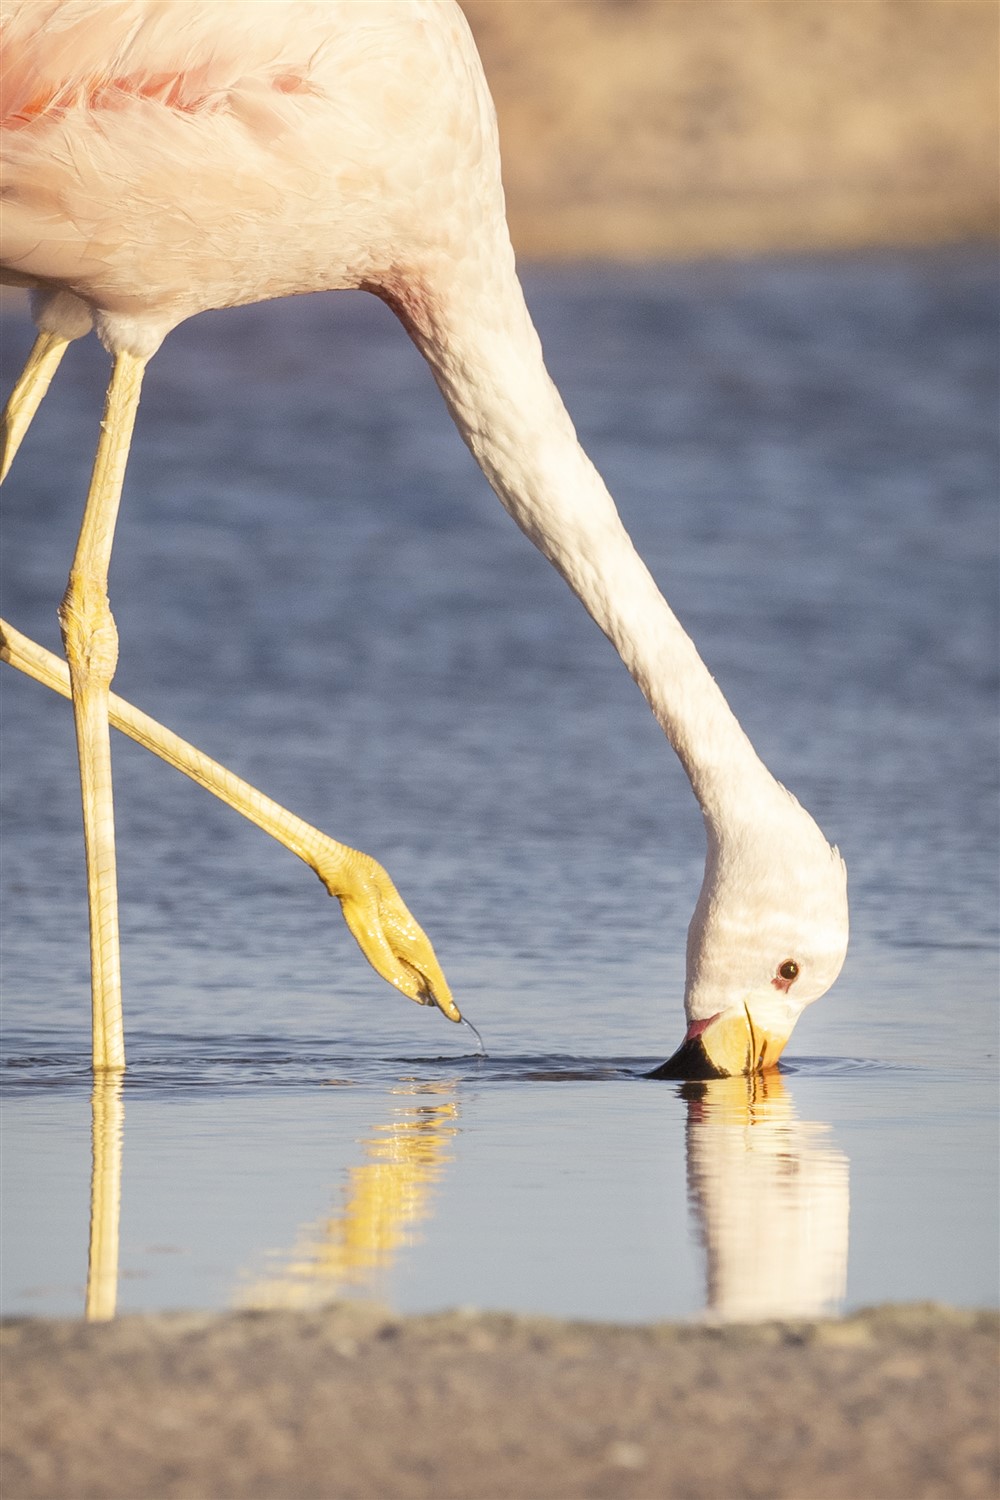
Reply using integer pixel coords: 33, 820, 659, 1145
465, 0, 997, 258
3, 1302, 997, 1498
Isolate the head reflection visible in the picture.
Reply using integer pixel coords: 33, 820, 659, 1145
682, 1072, 849, 1322
237, 1081, 459, 1310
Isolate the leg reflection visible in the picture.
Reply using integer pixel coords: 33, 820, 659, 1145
237, 1082, 459, 1310
85, 1073, 124, 1321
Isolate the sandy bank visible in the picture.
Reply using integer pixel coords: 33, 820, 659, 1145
2, 1303, 996, 1499
462, 0, 997, 258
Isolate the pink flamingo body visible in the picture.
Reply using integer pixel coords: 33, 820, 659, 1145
3, 2, 507, 354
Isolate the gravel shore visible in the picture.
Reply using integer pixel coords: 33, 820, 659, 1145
2, 1303, 996, 1499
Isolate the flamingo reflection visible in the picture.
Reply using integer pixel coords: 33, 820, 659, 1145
236, 1082, 459, 1310
81, 1070, 845, 1324
683, 1072, 849, 1321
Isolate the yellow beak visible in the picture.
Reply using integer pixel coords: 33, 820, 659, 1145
648, 1006, 792, 1080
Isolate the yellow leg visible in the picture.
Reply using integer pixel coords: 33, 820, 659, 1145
58, 353, 147, 1071
0, 331, 72, 483
0, 617, 460, 1023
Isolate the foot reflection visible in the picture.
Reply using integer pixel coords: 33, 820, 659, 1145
236, 1081, 459, 1310
683, 1072, 849, 1322
85, 1074, 124, 1321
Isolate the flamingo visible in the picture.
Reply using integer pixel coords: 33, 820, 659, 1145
0, 0, 848, 1075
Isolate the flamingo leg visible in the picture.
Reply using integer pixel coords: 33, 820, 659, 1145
58, 351, 147, 1070
0, 617, 460, 1023
0, 331, 72, 483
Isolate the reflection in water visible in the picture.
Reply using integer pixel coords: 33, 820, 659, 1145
74, 1068, 848, 1324
684, 1072, 849, 1321
85, 1075, 124, 1321
236, 1082, 459, 1310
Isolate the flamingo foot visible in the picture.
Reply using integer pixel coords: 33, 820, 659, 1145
321, 845, 461, 1022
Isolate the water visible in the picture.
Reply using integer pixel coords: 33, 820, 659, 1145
1, 251, 997, 1324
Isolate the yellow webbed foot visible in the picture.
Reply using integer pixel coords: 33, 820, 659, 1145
317, 846, 461, 1022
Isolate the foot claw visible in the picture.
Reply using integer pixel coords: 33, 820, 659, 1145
324, 851, 461, 1023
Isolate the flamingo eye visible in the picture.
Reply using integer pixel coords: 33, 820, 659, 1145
777, 960, 800, 983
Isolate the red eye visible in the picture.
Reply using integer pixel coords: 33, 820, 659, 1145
777, 960, 800, 984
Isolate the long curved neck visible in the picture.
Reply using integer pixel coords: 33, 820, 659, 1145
394, 261, 777, 824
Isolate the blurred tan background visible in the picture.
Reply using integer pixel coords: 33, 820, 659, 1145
462, 0, 998, 257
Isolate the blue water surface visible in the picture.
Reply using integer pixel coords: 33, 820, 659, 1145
1, 250, 996, 1322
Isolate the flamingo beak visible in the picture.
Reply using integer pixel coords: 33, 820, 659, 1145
647, 1007, 792, 1080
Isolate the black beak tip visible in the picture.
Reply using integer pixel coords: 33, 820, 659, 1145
646, 1034, 729, 1081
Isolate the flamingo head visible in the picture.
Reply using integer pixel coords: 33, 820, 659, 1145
651, 791, 849, 1079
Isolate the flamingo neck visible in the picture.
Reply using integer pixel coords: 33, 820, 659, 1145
393, 262, 780, 826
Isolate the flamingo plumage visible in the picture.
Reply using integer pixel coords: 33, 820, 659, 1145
0, 0, 848, 1074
